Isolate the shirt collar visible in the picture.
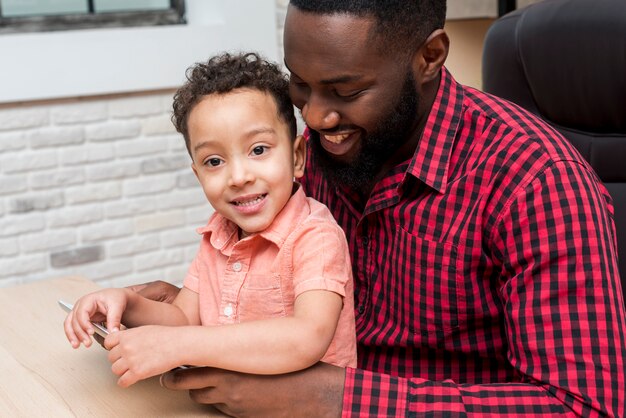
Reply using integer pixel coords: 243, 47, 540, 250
195, 183, 308, 249
406, 67, 464, 194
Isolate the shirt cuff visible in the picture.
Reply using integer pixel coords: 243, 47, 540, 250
342, 367, 409, 417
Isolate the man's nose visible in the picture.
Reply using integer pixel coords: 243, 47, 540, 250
301, 94, 340, 131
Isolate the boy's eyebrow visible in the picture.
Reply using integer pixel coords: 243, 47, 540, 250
193, 127, 277, 152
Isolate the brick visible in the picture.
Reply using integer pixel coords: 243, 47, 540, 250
160, 93, 176, 113
0, 131, 27, 152
162, 229, 199, 250
47, 205, 103, 228
115, 136, 169, 158
0, 213, 45, 237
157, 189, 207, 211
141, 154, 188, 174
107, 234, 161, 257
1, 150, 58, 174
82, 258, 134, 281
10, 192, 64, 213
29, 168, 85, 189
135, 248, 184, 272
0, 175, 27, 195
65, 182, 121, 204
20, 229, 76, 252
164, 265, 189, 285
123, 173, 176, 197
109, 96, 162, 118
50, 102, 108, 124
0, 254, 47, 279
85, 120, 141, 142
169, 134, 188, 153
186, 206, 215, 226
28, 126, 85, 148
0, 107, 48, 132
80, 219, 134, 242
86, 160, 141, 182
60, 143, 114, 165
176, 171, 199, 188
0, 237, 18, 257
135, 209, 185, 233
105, 196, 156, 219
185, 244, 199, 261
50, 245, 104, 268
142, 114, 176, 136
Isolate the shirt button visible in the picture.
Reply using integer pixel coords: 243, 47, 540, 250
357, 305, 365, 314
224, 305, 234, 317
232, 262, 242, 272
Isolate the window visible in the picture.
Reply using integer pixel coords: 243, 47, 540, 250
0, 0, 185, 34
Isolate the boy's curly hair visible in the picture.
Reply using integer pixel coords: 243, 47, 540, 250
172, 52, 296, 156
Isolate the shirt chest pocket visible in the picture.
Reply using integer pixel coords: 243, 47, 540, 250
396, 228, 466, 338
238, 273, 287, 322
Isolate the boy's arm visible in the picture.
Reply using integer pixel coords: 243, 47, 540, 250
103, 289, 342, 387
164, 289, 342, 374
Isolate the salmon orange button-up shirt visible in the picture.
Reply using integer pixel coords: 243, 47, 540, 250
183, 185, 357, 368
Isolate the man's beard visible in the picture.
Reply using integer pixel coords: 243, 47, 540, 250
308, 72, 419, 191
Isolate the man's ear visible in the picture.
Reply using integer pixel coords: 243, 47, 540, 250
293, 135, 306, 179
412, 29, 449, 84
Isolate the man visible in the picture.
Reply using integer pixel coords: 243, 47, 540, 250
152, 1, 626, 416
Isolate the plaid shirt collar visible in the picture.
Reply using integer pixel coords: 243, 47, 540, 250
407, 67, 464, 194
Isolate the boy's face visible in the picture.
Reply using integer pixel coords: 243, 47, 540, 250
188, 88, 305, 237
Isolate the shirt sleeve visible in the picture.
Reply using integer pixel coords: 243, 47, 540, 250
342, 160, 626, 417
291, 219, 352, 299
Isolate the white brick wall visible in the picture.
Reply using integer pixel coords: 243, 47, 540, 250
0, 2, 289, 289
0, 91, 214, 288
0, 1, 283, 289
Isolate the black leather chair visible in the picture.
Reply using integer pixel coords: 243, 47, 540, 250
482, 0, 626, 296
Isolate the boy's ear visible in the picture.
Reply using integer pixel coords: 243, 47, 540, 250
293, 135, 306, 179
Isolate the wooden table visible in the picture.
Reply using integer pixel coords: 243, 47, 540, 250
0, 276, 223, 417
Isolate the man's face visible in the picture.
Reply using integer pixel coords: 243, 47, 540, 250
284, 6, 420, 189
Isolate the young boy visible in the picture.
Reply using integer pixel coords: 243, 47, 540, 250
64, 52, 357, 388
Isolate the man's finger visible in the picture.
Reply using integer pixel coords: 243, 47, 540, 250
160, 367, 220, 391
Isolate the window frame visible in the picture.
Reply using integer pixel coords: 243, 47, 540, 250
0, 0, 185, 34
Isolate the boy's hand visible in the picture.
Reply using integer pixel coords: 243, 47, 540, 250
63, 288, 129, 348
104, 326, 180, 387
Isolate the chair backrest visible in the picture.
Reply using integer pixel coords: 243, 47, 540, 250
482, 0, 626, 295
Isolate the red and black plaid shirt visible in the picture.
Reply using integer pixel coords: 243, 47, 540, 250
301, 68, 626, 417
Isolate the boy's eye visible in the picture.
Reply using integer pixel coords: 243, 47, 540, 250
251, 146, 267, 156
205, 158, 222, 167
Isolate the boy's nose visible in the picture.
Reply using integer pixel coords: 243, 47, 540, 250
228, 159, 255, 187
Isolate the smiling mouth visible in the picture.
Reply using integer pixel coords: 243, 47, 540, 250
323, 133, 351, 144
232, 194, 267, 207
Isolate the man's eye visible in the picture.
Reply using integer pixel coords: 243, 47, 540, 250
252, 146, 267, 156
206, 158, 222, 167
334, 89, 364, 99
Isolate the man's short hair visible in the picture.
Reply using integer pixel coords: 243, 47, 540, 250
289, 0, 446, 55
172, 52, 296, 156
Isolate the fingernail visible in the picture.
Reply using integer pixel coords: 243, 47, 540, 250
159, 373, 166, 387
111, 327, 119, 333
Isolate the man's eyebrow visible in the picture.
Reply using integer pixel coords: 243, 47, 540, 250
284, 60, 363, 85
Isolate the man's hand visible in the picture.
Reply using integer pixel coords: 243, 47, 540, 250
160, 362, 345, 418
126, 280, 181, 304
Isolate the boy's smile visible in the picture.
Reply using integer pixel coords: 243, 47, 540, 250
187, 88, 305, 237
